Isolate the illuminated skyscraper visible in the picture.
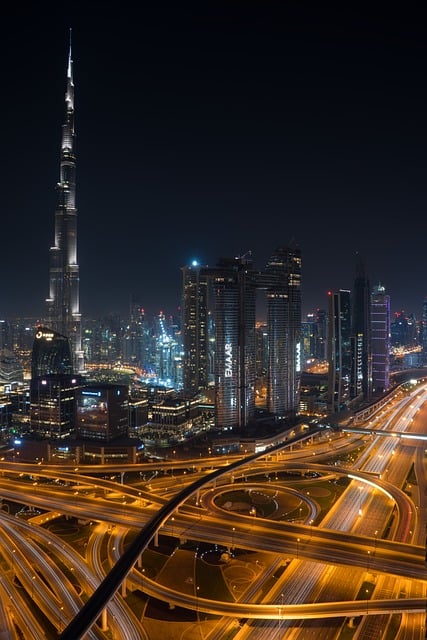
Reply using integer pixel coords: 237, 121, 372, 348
351, 256, 371, 400
327, 289, 352, 412
211, 256, 257, 429
183, 246, 302, 429
181, 262, 209, 395
31, 326, 73, 379
123, 298, 150, 369
45, 33, 84, 373
370, 283, 390, 393
264, 243, 302, 416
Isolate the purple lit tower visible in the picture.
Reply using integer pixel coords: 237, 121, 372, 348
45, 32, 84, 373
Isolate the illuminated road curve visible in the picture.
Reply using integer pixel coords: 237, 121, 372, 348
126, 572, 427, 620
57, 442, 426, 640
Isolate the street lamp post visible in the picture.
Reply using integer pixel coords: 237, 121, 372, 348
296, 537, 300, 559
278, 593, 284, 635
196, 585, 199, 621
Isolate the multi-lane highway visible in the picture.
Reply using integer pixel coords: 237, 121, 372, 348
0, 381, 425, 639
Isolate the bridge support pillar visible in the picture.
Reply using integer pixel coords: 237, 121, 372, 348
101, 608, 108, 631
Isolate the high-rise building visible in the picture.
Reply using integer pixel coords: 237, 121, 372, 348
122, 298, 150, 369
30, 374, 83, 439
211, 256, 257, 430
390, 311, 417, 347
314, 308, 328, 361
45, 34, 84, 373
327, 289, 352, 412
30, 325, 81, 437
181, 246, 302, 429
264, 243, 302, 416
31, 326, 73, 379
351, 256, 372, 401
371, 283, 390, 393
75, 383, 129, 441
153, 312, 182, 388
181, 262, 209, 395
255, 323, 268, 377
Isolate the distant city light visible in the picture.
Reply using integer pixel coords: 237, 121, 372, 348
191, 260, 199, 267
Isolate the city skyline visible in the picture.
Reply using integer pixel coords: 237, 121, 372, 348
2, 4, 427, 320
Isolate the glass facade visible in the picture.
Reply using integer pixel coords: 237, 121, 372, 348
371, 284, 390, 393
181, 264, 209, 395
213, 258, 257, 430
31, 326, 73, 378
328, 289, 352, 412
76, 384, 128, 441
30, 374, 83, 438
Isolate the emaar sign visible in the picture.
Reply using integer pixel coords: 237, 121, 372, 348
225, 342, 233, 377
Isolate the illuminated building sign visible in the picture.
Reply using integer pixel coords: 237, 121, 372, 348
296, 342, 301, 373
225, 343, 233, 377
35, 330, 55, 341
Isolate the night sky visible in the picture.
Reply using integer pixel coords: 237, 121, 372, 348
2, 3, 427, 321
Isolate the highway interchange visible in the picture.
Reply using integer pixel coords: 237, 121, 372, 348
0, 380, 426, 639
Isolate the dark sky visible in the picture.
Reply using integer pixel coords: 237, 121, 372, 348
2, 2, 427, 320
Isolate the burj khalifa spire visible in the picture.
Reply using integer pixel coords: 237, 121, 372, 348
45, 30, 84, 373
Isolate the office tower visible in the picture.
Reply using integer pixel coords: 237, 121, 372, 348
30, 374, 83, 438
123, 298, 150, 369
327, 290, 352, 412
30, 325, 81, 437
302, 315, 316, 366
255, 323, 268, 377
351, 256, 371, 401
371, 283, 390, 393
212, 256, 257, 429
314, 308, 328, 361
264, 243, 302, 416
31, 326, 73, 379
45, 34, 84, 374
181, 262, 209, 396
390, 310, 417, 347
0, 320, 10, 351
0, 349, 24, 386
76, 383, 128, 441
82, 314, 124, 365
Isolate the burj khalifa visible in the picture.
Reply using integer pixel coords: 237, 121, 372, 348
45, 33, 84, 373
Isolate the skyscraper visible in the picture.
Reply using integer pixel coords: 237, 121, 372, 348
211, 256, 257, 430
31, 326, 73, 379
351, 255, 371, 401
370, 283, 390, 393
45, 33, 84, 373
264, 243, 302, 416
181, 262, 209, 396
327, 289, 352, 412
